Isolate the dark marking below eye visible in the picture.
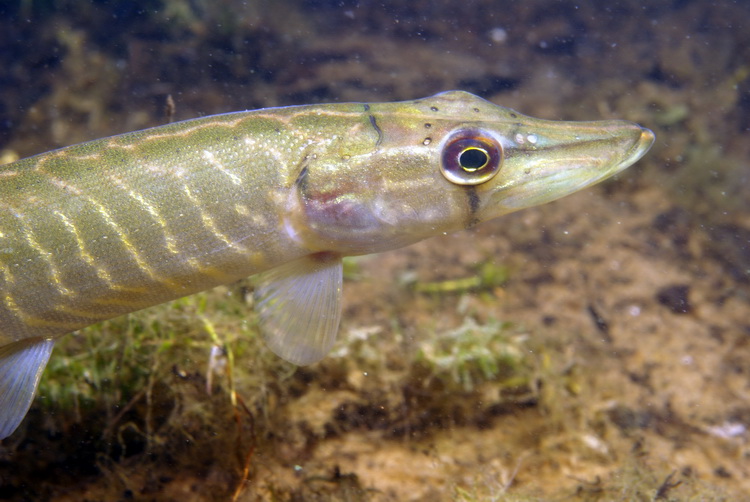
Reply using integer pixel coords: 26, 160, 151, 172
510, 113, 517, 118
431, 106, 439, 112
466, 187, 481, 227
473, 108, 480, 112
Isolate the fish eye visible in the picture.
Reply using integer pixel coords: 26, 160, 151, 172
458, 147, 489, 172
440, 129, 503, 185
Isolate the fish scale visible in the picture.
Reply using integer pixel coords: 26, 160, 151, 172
0, 91, 654, 438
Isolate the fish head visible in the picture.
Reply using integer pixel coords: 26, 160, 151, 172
423, 91, 655, 221
286, 91, 654, 254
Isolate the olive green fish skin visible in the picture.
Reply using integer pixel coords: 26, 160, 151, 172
0, 109, 324, 345
0, 90, 653, 347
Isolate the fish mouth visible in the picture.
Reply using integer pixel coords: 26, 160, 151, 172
562, 122, 656, 184
483, 120, 655, 215
619, 126, 655, 170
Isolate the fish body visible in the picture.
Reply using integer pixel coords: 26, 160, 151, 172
0, 91, 654, 438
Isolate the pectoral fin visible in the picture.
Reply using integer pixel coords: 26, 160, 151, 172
0, 337, 54, 439
253, 253, 343, 365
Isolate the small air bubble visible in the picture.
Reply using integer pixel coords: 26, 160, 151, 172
488, 27, 507, 43
423, 138, 432, 145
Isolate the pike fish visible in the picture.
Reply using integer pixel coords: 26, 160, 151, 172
0, 91, 654, 438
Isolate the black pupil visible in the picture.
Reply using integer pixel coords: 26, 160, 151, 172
459, 147, 489, 172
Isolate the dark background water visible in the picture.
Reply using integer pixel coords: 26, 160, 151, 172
0, 1, 749, 500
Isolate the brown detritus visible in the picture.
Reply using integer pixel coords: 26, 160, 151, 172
656, 284, 692, 314
586, 304, 612, 343
654, 471, 682, 500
